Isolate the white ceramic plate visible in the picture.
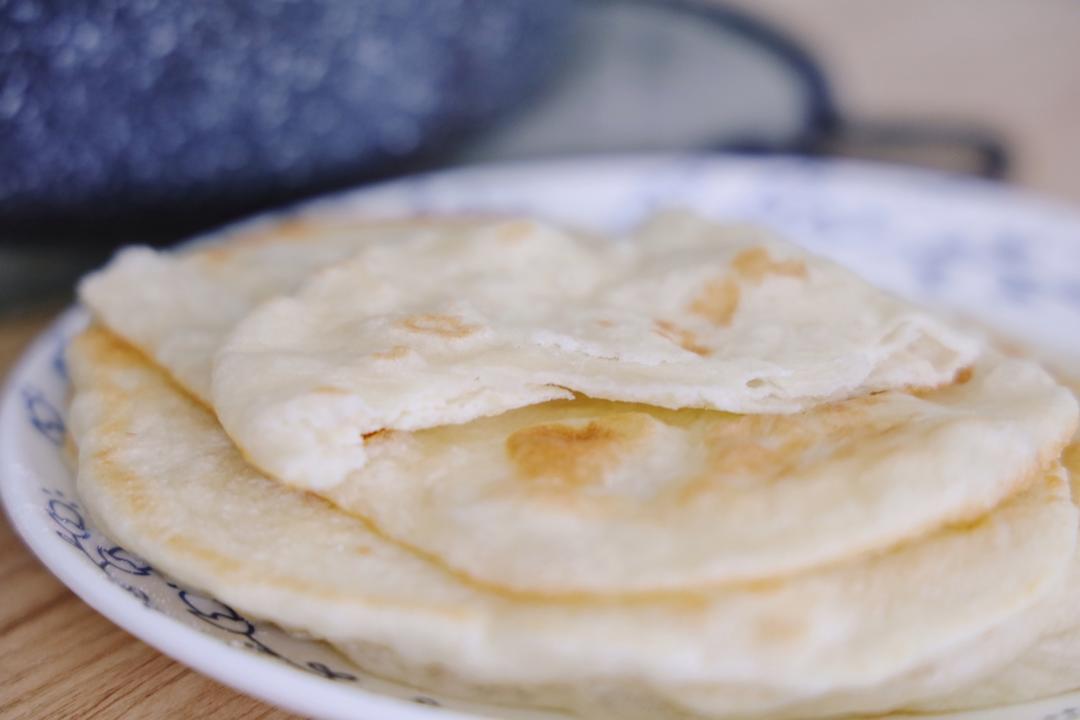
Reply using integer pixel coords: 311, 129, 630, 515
4, 155, 1080, 720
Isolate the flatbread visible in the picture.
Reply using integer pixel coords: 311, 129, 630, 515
671, 381, 1080, 719
78, 214, 493, 402
667, 461, 1080, 719
68, 327, 1077, 718
220, 346, 1073, 594
905, 428, 1080, 712
213, 210, 980, 493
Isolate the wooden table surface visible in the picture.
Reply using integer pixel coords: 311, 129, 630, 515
0, 309, 295, 720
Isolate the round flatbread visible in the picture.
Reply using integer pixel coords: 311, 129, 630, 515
226, 347, 1075, 594
68, 328, 1077, 719
903, 426, 1080, 712
78, 213, 494, 402
213, 211, 979, 494
668, 458, 1080, 719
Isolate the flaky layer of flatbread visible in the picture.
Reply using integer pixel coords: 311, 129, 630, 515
79, 214, 495, 402
295, 350, 1077, 594
212, 211, 979, 495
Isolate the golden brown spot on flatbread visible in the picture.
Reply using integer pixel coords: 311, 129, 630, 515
198, 242, 254, 265
361, 429, 395, 443
199, 246, 234, 264
75, 326, 215, 412
1057, 374, 1080, 398
596, 319, 614, 328
731, 246, 808, 283
943, 512, 993, 534
911, 365, 978, 399
78, 325, 145, 368
372, 345, 410, 361
705, 415, 816, 478
507, 413, 658, 488
754, 613, 808, 646
399, 314, 480, 338
742, 577, 785, 593
679, 396, 900, 503
686, 248, 805, 327
167, 536, 246, 574
993, 336, 1031, 359
654, 319, 713, 356
688, 277, 741, 327
198, 218, 325, 263
1063, 441, 1080, 475
167, 527, 467, 611
91, 445, 154, 515
266, 217, 322, 241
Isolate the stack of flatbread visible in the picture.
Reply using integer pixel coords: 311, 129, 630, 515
70, 209, 1080, 718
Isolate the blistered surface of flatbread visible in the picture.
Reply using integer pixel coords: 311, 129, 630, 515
78, 215, 492, 402
68, 328, 1077, 718
260, 350, 1075, 593
212, 211, 980, 492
